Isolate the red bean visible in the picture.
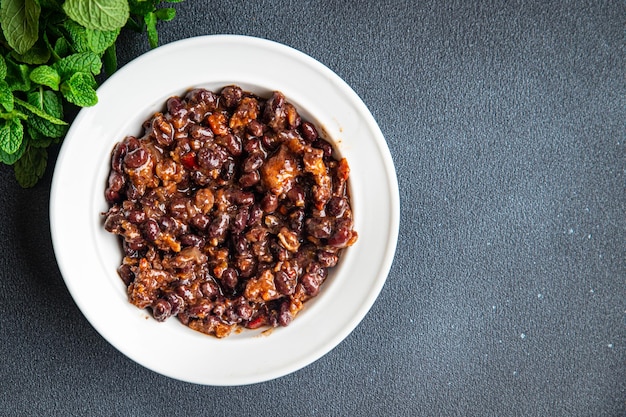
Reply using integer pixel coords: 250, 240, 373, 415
117, 264, 134, 286
243, 137, 262, 154
306, 217, 333, 239
313, 138, 333, 158
274, 270, 296, 295
232, 207, 249, 234
328, 224, 353, 247
180, 233, 205, 248
216, 133, 242, 156
197, 147, 226, 170
221, 85, 243, 108
165, 293, 184, 316
247, 204, 263, 226
152, 299, 172, 322
236, 302, 253, 320
239, 170, 260, 188
191, 213, 210, 230
232, 234, 249, 255
185, 88, 217, 109
231, 190, 255, 206
208, 213, 229, 239
278, 300, 292, 326
189, 124, 214, 140
326, 196, 347, 217
105, 171, 125, 203
200, 281, 219, 299
247, 120, 265, 137
167, 96, 184, 115
127, 210, 146, 224
221, 159, 236, 181
317, 250, 338, 268
124, 148, 148, 169
221, 267, 238, 290
111, 142, 127, 172
300, 121, 318, 142
243, 153, 264, 173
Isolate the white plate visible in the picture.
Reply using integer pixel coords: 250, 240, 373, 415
50, 35, 399, 385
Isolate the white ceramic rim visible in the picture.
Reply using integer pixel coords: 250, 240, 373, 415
50, 35, 399, 385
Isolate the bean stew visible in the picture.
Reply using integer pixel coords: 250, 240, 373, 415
102, 85, 358, 338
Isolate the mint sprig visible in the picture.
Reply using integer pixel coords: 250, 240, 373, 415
0, 0, 182, 187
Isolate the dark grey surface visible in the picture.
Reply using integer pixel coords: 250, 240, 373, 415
1, 1, 624, 416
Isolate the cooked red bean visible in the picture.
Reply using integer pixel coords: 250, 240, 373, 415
300, 121, 318, 142
180, 233, 205, 248
105, 171, 125, 203
166, 97, 185, 117
243, 153, 264, 173
111, 142, 127, 172
189, 124, 214, 140
221, 267, 239, 291
238, 170, 260, 188
208, 213, 229, 240
124, 148, 148, 169
197, 147, 225, 170
232, 207, 250, 233
221, 85, 243, 108
191, 213, 210, 231
117, 264, 134, 286
247, 120, 265, 137
313, 138, 333, 158
103, 86, 357, 338
326, 196, 347, 217
152, 299, 172, 322
216, 133, 242, 156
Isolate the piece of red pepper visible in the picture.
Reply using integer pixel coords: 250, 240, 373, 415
180, 152, 198, 170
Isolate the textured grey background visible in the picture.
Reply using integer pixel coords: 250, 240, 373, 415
1, 1, 624, 416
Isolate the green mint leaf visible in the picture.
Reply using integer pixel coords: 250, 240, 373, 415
63, 0, 130, 31
155, 8, 176, 22
0, 0, 41, 54
26, 124, 57, 148
30, 65, 61, 90
125, 17, 142, 32
25, 123, 43, 140
144, 12, 158, 49
29, 136, 54, 148
62, 19, 90, 53
4, 57, 31, 92
164, 0, 184, 3
128, 0, 157, 16
60, 72, 98, 107
14, 97, 68, 125
53, 36, 71, 58
38, 0, 64, 11
0, 117, 24, 154
85, 27, 120, 54
14, 145, 47, 188
103, 43, 118, 75
26, 90, 67, 138
0, 55, 6, 80
0, 134, 26, 164
53, 52, 102, 80
10, 40, 51, 65
0, 80, 14, 111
